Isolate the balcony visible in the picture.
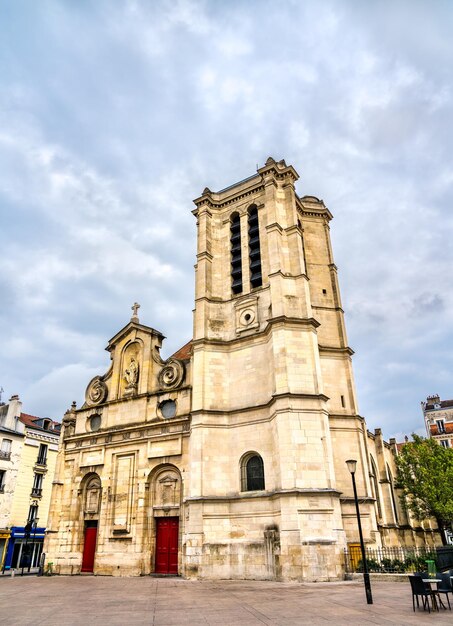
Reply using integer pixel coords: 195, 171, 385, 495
34, 457, 47, 470
30, 487, 42, 497
0, 451, 11, 461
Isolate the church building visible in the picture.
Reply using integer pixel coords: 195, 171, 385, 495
44, 158, 429, 580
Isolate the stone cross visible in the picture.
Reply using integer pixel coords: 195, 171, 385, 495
131, 302, 140, 322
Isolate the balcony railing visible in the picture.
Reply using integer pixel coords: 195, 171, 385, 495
35, 457, 47, 467
30, 487, 42, 497
0, 451, 11, 461
0, 485, 4, 493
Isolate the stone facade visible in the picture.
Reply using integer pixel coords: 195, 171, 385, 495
0, 395, 60, 570
422, 394, 453, 448
366, 429, 438, 549
44, 158, 433, 581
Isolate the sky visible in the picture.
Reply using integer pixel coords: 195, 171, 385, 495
1, 0, 452, 441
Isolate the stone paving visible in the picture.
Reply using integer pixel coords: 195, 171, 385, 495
0, 576, 452, 625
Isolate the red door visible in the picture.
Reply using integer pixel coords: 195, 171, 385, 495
81, 525, 98, 572
155, 517, 179, 574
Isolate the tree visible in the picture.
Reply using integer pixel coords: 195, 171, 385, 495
395, 434, 453, 545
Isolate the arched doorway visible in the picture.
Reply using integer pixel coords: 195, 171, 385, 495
80, 474, 101, 573
149, 466, 182, 575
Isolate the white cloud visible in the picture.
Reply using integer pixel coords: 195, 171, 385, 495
1, 0, 453, 441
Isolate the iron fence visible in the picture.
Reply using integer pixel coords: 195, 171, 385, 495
343, 545, 451, 574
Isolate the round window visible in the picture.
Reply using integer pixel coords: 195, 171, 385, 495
160, 400, 176, 419
89, 414, 102, 432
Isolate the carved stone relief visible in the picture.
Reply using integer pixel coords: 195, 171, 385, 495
235, 296, 260, 334
85, 376, 108, 406
158, 359, 185, 391
153, 470, 181, 509
85, 476, 101, 515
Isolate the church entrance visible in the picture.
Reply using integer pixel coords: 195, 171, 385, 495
155, 517, 179, 574
81, 521, 98, 573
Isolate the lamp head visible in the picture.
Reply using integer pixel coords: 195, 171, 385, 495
346, 459, 357, 475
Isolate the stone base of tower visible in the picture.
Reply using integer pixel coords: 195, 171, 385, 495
181, 493, 347, 582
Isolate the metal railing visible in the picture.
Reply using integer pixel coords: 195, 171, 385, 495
344, 546, 448, 574
0, 450, 11, 460
30, 487, 42, 497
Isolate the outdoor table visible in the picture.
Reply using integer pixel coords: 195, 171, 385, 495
422, 579, 445, 611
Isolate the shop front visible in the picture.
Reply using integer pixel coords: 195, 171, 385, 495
3, 526, 45, 572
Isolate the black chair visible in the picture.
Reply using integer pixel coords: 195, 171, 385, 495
409, 575, 432, 612
436, 572, 452, 610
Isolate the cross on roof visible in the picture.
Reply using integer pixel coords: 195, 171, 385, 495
131, 302, 140, 322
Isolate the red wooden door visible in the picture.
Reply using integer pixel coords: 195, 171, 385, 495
155, 517, 179, 574
81, 526, 98, 572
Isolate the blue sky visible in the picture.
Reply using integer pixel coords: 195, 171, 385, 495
1, 0, 452, 440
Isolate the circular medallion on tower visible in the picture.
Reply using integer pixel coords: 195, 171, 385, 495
85, 376, 108, 406
239, 308, 255, 327
158, 359, 185, 391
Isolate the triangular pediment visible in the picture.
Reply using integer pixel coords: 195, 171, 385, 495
106, 321, 165, 352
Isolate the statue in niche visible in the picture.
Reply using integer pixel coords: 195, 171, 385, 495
124, 357, 139, 395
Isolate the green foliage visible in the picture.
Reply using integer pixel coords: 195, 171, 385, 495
354, 551, 438, 573
356, 558, 381, 572
395, 435, 453, 531
381, 557, 406, 572
403, 552, 437, 573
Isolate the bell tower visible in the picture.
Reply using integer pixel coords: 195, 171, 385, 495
184, 158, 374, 581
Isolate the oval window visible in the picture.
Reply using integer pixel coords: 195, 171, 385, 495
89, 414, 102, 432
160, 400, 176, 419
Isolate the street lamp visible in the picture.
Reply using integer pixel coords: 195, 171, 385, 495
21, 520, 32, 577
28, 518, 39, 573
346, 459, 373, 605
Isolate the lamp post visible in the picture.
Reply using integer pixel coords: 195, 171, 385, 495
346, 459, 373, 605
21, 520, 32, 577
28, 518, 39, 573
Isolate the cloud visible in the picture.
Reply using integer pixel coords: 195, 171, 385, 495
1, 0, 453, 440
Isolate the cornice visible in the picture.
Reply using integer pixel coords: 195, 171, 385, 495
75, 385, 192, 415
340, 496, 375, 505
312, 305, 345, 314
64, 414, 191, 449
193, 183, 264, 212
185, 487, 341, 503
0, 426, 24, 438
318, 344, 354, 356
192, 315, 321, 351
191, 392, 330, 419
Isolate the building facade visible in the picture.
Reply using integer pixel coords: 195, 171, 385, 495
0, 395, 60, 571
366, 429, 438, 549
45, 158, 434, 580
422, 395, 453, 448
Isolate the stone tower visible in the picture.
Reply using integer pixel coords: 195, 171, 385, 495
44, 158, 376, 580
185, 157, 373, 580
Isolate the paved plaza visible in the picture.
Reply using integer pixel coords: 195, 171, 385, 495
0, 576, 452, 625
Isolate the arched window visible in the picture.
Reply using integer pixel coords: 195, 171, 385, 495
230, 212, 242, 294
369, 456, 382, 519
386, 463, 399, 524
241, 453, 265, 491
248, 206, 262, 288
